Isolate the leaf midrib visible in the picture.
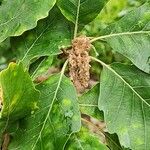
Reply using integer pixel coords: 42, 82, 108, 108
90, 30, 150, 43
74, 0, 81, 38
91, 57, 150, 108
31, 60, 68, 150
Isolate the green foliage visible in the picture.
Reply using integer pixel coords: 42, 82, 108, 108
99, 63, 150, 149
0, 63, 39, 120
101, 2, 150, 73
12, 7, 72, 66
66, 127, 108, 150
0, 0, 150, 150
0, 0, 56, 43
9, 73, 81, 149
79, 84, 104, 120
57, 0, 108, 26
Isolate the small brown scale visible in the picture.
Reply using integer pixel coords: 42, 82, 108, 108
68, 36, 91, 92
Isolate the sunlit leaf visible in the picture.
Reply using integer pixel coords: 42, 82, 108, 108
99, 63, 150, 150
66, 126, 108, 150
0, 63, 40, 121
101, 2, 150, 73
9, 74, 81, 149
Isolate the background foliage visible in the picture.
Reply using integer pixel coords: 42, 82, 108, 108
0, 0, 149, 150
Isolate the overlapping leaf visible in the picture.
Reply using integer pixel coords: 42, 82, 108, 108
79, 84, 125, 149
0, 39, 12, 68
99, 63, 150, 150
100, 2, 150, 73
0, 63, 39, 121
12, 7, 72, 66
0, 0, 56, 43
79, 84, 103, 120
66, 127, 108, 150
57, 0, 108, 26
0, 63, 40, 148
0, 121, 5, 146
9, 74, 81, 149
105, 133, 126, 150
29, 56, 53, 80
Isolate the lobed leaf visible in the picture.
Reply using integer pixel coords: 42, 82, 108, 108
79, 83, 124, 149
0, 63, 40, 121
57, 0, 108, 26
12, 7, 72, 66
100, 2, 150, 73
9, 74, 81, 149
0, 0, 56, 43
99, 63, 150, 150
79, 84, 104, 120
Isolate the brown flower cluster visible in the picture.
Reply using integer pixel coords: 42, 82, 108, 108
68, 36, 91, 92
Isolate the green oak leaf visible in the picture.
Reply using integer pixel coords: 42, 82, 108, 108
79, 84, 104, 120
57, 0, 108, 26
0, 39, 11, 55
29, 56, 53, 80
0, 0, 56, 43
12, 7, 72, 66
0, 121, 5, 147
105, 133, 126, 150
0, 39, 12, 68
79, 84, 123, 149
100, 2, 150, 73
9, 74, 81, 150
99, 63, 150, 150
0, 62, 40, 121
66, 126, 108, 150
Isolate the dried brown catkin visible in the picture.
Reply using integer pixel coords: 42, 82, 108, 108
68, 36, 91, 92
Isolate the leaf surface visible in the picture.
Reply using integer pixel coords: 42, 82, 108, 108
79, 84, 103, 120
29, 56, 53, 80
57, 0, 108, 26
100, 2, 150, 73
12, 8, 72, 66
66, 127, 108, 150
0, 121, 5, 146
99, 63, 150, 150
0, 0, 56, 43
105, 133, 126, 150
0, 63, 39, 121
9, 74, 81, 150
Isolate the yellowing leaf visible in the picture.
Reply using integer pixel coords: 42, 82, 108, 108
9, 74, 81, 149
0, 63, 40, 121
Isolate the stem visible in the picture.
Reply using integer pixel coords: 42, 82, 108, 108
91, 45, 99, 57
74, 0, 81, 38
90, 56, 108, 67
90, 31, 150, 43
